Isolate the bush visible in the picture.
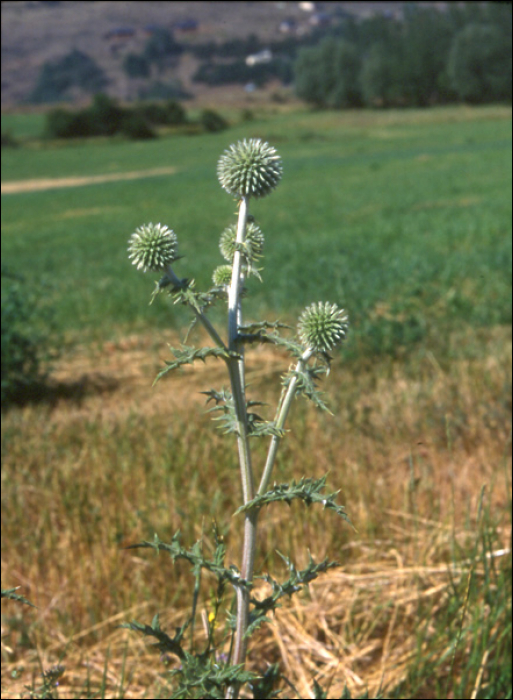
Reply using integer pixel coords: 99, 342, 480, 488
45, 95, 156, 140
1, 131, 19, 148
136, 99, 187, 126
120, 112, 156, 140
45, 107, 91, 138
87, 92, 126, 135
200, 109, 228, 132
1, 270, 54, 406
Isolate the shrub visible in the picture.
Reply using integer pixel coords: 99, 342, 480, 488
1, 269, 54, 406
1, 131, 19, 148
120, 112, 156, 140
136, 99, 187, 126
87, 93, 126, 136
45, 95, 156, 140
200, 109, 228, 132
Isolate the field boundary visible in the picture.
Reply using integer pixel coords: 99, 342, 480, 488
1, 166, 178, 194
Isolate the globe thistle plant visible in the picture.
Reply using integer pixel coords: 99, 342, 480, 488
126, 140, 350, 700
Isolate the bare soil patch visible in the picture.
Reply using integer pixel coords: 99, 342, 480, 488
1, 166, 178, 194
45, 331, 291, 426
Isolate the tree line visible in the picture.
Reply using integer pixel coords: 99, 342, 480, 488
294, 2, 512, 108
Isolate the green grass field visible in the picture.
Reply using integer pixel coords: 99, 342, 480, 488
2, 105, 511, 356
1, 105, 511, 699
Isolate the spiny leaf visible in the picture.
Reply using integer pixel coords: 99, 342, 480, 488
171, 652, 258, 698
247, 415, 286, 438
236, 475, 352, 527
237, 320, 291, 345
203, 389, 285, 437
283, 360, 332, 413
250, 554, 339, 617
249, 663, 282, 699
121, 614, 187, 660
155, 345, 236, 383
239, 320, 291, 334
1, 587, 36, 607
125, 532, 251, 589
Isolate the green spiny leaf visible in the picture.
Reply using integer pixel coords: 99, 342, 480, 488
1, 587, 36, 607
236, 476, 352, 527
155, 345, 236, 383
120, 614, 187, 660
125, 532, 251, 589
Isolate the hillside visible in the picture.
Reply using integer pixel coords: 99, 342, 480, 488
1, 0, 432, 109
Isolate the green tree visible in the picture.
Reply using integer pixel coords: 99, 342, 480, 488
294, 37, 362, 108
29, 49, 107, 104
143, 28, 183, 73
448, 23, 512, 103
399, 5, 454, 106
123, 53, 150, 79
360, 42, 402, 107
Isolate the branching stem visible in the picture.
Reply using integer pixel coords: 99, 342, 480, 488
258, 348, 314, 496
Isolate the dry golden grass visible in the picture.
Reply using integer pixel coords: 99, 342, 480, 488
1, 325, 511, 698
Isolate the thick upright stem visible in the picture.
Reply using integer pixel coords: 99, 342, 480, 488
225, 197, 258, 699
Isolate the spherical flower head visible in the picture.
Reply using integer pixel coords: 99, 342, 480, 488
217, 139, 282, 199
298, 302, 349, 353
128, 223, 178, 273
212, 265, 233, 288
219, 222, 265, 262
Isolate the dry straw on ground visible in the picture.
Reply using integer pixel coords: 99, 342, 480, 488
1, 327, 511, 698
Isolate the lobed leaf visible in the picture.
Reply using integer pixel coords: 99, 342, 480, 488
236, 475, 352, 526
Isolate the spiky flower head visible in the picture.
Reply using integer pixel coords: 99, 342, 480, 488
219, 222, 265, 263
217, 139, 282, 199
128, 223, 179, 273
212, 265, 233, 288
298, 302, 349, 353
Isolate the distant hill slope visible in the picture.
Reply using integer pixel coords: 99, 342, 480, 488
1, 0, 418, 109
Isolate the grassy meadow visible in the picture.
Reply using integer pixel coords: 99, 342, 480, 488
1, 105, 512, 698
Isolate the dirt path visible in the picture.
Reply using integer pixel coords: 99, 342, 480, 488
1, 166, 178, 194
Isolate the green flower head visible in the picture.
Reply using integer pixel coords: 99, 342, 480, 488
217, 139, 282, 199
128, 223, 179, 273
212, 265, 233, 288
219, 222, 265, 263
298, 302, 349, 353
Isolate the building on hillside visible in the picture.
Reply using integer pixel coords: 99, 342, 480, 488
245, 49, 272, 67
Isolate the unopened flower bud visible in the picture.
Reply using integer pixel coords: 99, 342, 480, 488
298, 302, 349, 353
212, 265, 233, 288
128, 223, 179, 273
219, 222, 264, 263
